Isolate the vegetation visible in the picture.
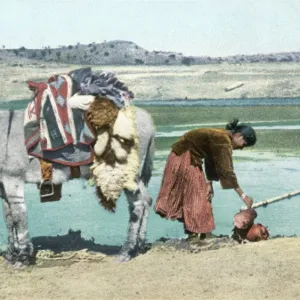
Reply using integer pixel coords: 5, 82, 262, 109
3, 40, 300, 66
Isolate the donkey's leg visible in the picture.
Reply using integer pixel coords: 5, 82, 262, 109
118, 181, 152, 262
135, 181, 152, 248
0, 176, 34, 266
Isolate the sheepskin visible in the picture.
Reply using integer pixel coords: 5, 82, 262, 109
93, 130, 109, 157
90, 106, 140, 212
86, 95, 119, 129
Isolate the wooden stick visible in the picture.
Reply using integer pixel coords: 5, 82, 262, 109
224, 83, 244, 92
241, 190, 300, 210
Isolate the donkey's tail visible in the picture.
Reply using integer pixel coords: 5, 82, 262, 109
140, 133, 155, 187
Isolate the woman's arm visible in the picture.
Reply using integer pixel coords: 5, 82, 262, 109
210, 146, 253, 208
211, 146, 239, 189
234, 186, 253, 208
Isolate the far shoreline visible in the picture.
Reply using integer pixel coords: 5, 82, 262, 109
1, 96, 300, 103
2, 62, 300, 101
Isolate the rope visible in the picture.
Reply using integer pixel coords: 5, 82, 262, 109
36, 249, 106, 262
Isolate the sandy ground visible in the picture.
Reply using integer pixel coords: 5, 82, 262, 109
2, 62, 300, 101
1, 236, 300, 300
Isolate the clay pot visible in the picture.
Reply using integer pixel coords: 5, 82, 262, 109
234, 209, 257, 229
246, 223, 269, 242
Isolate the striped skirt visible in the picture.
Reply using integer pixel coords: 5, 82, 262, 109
154, 150, 215, 233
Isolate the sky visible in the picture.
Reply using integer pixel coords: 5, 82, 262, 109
1, 0, 300, 57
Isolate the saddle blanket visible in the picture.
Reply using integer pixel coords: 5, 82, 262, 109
24, 74, 96, 166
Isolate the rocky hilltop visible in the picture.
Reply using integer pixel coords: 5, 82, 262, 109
1, 40, 300, 66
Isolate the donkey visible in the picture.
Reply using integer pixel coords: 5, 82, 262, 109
0, 107, 155, 267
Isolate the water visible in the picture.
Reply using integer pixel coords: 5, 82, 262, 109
1, 97, 300, 110
0, 98, 300, 248
135, 98, 300, 107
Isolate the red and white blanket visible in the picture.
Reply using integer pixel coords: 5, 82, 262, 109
24, 74, 96, 165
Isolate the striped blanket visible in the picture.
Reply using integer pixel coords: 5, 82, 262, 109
24, 74, 96, 166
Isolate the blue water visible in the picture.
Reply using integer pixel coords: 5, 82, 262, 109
1, 97, 300, 110
1, 98, 300, 249
1, 152, 299, 247
135, 97, 300, 107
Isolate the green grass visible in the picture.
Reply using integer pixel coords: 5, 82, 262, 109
255, 129, 300, 152
142, 105, 300, 126
141, 106, 300, 154
155, 130, 300, 154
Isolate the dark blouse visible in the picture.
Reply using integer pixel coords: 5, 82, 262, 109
171, 128, 239, 189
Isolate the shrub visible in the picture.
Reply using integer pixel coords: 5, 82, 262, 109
135, 58, 144, 65
181, 56, 194, 66
267, 57, 277, 62
90, 45, 97, 53
56, 51, 61, 60
280, 55, 293, 62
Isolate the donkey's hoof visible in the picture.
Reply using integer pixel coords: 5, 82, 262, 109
3, 253, 14, 265
3, 258, 13, 266
116, 253, 132, 263
3, 250, 34, 267
3, 258, 28, 268
13, 261, 28, 269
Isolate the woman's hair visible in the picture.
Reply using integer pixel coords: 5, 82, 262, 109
225, 118, 257, 147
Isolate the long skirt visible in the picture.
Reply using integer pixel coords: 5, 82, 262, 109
154, 150, 215, 233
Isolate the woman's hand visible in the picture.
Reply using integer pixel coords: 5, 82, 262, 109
206, 181, 214, 202
243, 195, 253, 209
234, 188, 253, 209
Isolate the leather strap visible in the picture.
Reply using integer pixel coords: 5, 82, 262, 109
70, 166, 81, 179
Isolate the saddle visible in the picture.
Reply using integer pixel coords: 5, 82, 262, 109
24, 68, 136, 205
25, 74, 94, 201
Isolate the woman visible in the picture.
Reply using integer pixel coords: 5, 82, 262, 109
154, 119, 256, 241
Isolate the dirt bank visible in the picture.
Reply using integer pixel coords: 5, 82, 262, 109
1, 237, 300, 300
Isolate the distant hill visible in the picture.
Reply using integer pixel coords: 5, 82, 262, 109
1, 40, 300, 66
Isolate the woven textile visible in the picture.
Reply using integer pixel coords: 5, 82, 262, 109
24, 75, 95, 165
